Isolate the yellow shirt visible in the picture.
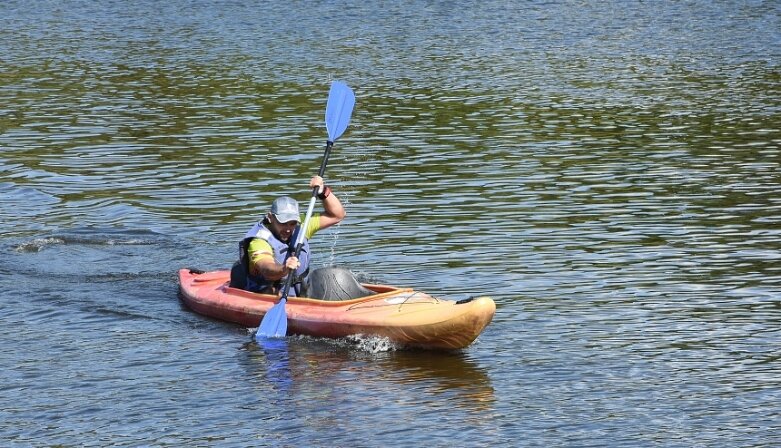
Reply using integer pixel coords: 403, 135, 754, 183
247, 215, 321, 275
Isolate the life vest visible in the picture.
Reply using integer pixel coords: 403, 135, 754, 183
238, 221, 310, 296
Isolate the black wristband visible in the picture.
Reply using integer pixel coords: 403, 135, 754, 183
317, 185, 332, 200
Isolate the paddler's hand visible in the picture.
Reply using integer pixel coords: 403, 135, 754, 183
310, 175, 324, 195
284, 256, 300, 273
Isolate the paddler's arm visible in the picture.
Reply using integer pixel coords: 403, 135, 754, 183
248, 239, 301, 281
310, 175, 345, 231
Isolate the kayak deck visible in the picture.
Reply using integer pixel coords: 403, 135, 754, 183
178, 268, 495, 350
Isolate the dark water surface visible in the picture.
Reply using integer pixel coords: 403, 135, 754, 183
2, 1, 780, 446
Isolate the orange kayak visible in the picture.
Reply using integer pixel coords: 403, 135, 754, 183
178, 268, 495, 350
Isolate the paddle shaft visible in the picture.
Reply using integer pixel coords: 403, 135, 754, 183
278, 140, 334, 300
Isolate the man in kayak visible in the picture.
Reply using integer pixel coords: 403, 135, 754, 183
231, 175, 345, 296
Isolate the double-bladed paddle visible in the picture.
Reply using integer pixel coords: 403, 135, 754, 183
256, 81, 356, 340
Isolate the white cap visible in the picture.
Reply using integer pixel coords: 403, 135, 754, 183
270, 196, 300, 223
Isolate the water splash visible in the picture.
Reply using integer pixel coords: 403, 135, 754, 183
14, 237, 66, 252
344, 334, 399, 353
13, 229, 166, 253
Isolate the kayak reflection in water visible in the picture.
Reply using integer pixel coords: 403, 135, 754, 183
230, 175, 345, 296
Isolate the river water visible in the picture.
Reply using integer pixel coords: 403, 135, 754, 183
1, 1, 780, 446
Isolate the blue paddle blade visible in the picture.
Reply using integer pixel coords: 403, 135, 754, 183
325, 81, 355, 142
257, 298, 288, 339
